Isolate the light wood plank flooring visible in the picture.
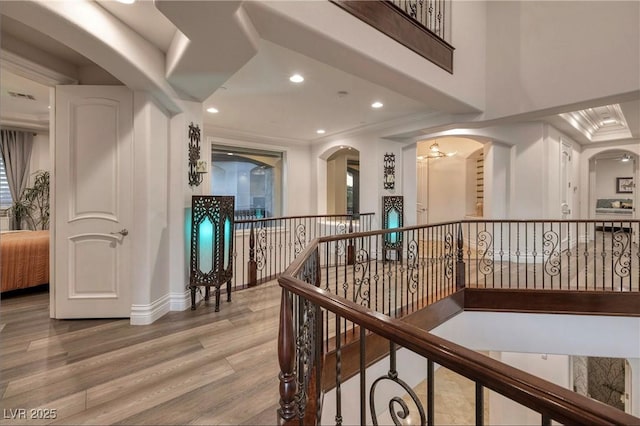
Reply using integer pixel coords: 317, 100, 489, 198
0, 283, 282, 425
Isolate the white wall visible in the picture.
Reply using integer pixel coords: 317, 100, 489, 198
29, 132, 51, 176
130, 92, 172, 324
167, 101, 203, 312
432, 312, 640, 359
426, 155, 467, 223
403, 144, 418, 225
485, 1, 640, 119
489, 352, 570, 425
484, 142, 510, 218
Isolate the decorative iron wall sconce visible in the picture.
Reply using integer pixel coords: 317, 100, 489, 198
384, 152, 395, 189
188, 122, 207, 186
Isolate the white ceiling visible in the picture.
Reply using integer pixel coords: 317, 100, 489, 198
203, 40, 434, 141
0, 1, 638, 147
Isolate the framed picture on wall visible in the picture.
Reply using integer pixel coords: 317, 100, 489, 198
616, 177, 634, 194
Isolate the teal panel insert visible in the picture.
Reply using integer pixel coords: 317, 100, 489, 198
198, 217, 214, 274
387, 208, 399, 243
224, 217, 231, 269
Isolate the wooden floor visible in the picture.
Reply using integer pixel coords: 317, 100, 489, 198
0, 282, 282, 425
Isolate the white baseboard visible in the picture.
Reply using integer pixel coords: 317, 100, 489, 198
130, 294, 171, 325
169, 288, 203, 311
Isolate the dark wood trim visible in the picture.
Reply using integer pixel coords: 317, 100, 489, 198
464, 288, 640, 316
330, 0, 454, 73
403, 290, 464, 330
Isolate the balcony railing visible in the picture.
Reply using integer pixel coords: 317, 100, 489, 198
228, 213, 374, 291
389, 0, 447, 40
331, 0, 454, 73
277, 219, 640, 425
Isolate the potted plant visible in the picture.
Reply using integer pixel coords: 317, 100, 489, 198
9, 170, 50, 230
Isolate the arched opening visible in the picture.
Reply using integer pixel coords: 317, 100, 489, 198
416, 137, 484, 224
326, 147, 360, 215
588, 149, 637, 221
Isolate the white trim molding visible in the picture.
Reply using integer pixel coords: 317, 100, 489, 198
169, 289, 203, 312
1, 49, 78, 86
130, 294, 171, 325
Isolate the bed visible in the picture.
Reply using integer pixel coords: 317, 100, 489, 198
1, 230, 50, 293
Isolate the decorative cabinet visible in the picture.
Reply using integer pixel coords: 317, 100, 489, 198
189, 195, 235, 311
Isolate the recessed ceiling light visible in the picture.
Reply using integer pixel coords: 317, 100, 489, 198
316, 129, 326, 134
227, 152, 233, 156
371, 101, 383, 109
206, 107, 219, 114
289, 74, 304, 83
116, 0, 136, 4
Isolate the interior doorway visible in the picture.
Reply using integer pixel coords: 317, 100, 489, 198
416, 137, 483, 224
326, 147, 359, 215
588, 150, 637, 221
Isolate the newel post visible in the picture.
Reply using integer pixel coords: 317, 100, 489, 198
277, 288, 297, 424
248, 222, 257, 287
455, 223, 466, 290
347, 216, 355, 265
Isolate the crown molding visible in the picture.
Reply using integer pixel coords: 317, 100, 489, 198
0, 114, 49, 132
0, 49, 78, 86
203, 123, 309, 147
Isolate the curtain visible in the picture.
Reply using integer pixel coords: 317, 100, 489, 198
0, 130, 34, 229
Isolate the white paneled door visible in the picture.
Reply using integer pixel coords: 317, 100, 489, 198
53, 86, 133, 318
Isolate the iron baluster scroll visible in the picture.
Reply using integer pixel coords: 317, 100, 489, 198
189, 195, 235, 311
369, 342, 426, 425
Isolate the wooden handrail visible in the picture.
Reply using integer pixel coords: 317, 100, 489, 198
236, 212, 374, 224
315, 218, 640, 243
278, 241, 640, 425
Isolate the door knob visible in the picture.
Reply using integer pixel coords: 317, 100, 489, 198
110, 229, 129, 237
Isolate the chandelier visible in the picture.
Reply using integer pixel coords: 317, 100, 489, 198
420, 141, 455, 159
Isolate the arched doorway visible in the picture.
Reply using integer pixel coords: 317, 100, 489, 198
326, 147, 360, 215
416, 137, 484, 224
588, 149, 637, 220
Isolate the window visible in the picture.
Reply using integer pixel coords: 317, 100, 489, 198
211, 145, 283, 218
0, 155, 12, 209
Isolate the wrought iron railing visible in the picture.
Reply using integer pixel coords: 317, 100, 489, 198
389, 0, 446, 40
230, 213, 374, 290
330, 0, 454, 72
277, 219, 640, 425
462, 220, 639, 292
